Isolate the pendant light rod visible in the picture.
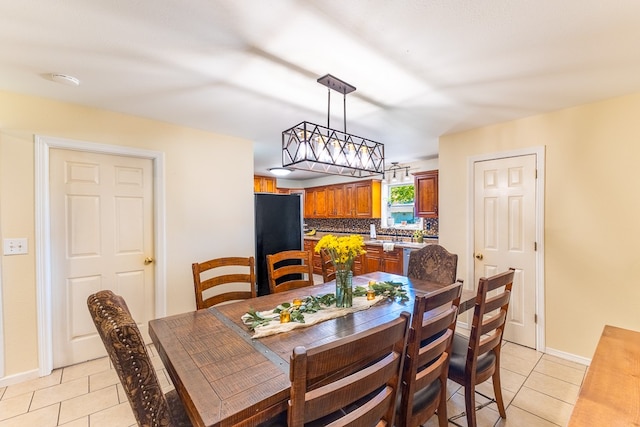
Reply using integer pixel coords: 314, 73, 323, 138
318, 74, 355, 133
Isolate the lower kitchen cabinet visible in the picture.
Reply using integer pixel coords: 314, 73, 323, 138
364, 245, 403, 275
352, 254, 365, 276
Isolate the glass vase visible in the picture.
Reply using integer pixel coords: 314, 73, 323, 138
335, 269, 353, 308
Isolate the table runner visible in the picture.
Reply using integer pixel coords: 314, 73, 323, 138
242, 294, 385, 338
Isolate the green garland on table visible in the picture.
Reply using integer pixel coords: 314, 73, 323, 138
242, 281, 408, 331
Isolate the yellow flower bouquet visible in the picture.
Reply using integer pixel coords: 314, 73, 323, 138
314, 234, 366, 271
314, 234, 366, 307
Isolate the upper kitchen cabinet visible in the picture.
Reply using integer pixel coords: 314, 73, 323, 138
304, 186, 327, 217
326, 185, 347, 217
254, 175, 276, 193
304, 180, 381, 219
345, 180, 381, 218
414, 170, 438, 218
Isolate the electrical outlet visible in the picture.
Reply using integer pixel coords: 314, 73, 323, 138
3, 238, 28, 255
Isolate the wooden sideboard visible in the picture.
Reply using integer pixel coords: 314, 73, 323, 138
568, 325, 640, 426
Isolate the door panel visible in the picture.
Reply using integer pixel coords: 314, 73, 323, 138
474, 155, 536, 348
51, 149, 154, 367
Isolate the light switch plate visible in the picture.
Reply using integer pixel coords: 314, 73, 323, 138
3, 238, 28, 255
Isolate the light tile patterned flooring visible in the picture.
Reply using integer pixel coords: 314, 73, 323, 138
0, 340, 586, 427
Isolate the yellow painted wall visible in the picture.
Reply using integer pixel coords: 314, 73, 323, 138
439, 92, 640, 359
0, 90, 255, 376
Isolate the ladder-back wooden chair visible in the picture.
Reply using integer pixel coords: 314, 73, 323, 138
288, 312, 410, 426
266, 250, 314, 293
447, 269, 515, 427
192, 256, 256, 309
397, 281, 463, 427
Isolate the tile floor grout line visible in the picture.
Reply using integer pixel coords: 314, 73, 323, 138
509, 355, 570, 426
500, 345, 542, 425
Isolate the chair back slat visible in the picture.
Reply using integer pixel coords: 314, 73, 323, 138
267, 250, 314, 294
398, 282, 463, 427
477, 331, 502, 356
417, 329, 452, 369
288, 312, 410, 427
420, 307, 458, 340
484, 290, 511, 313
480, 311, 507, 337
192, 256, 255, 309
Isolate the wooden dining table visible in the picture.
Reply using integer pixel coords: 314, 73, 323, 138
149, 271, 475, 427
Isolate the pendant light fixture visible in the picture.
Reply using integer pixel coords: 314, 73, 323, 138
382, 162, 410, 183
281, 74, 384, 177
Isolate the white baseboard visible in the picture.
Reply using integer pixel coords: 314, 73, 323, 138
545, 346, 591, 367
0, 368, 40, 388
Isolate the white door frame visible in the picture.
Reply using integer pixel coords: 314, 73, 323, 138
466, 146, 546, 351
35, 135, 167, 376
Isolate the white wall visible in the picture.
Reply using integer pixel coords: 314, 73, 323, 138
0, 90, 255, 379
439, 92, 640, 359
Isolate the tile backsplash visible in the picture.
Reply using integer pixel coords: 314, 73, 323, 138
305, 218, 438, 239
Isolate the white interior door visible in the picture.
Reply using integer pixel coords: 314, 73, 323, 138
474, 154, 537, 348
50, 149, 155, 367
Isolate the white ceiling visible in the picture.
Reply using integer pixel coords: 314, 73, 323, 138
2, 0, 640, 180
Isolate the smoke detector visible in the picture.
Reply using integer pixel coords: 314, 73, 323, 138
50, 73, 80, 86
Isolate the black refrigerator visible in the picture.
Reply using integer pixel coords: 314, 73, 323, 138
254, 193, 303, 296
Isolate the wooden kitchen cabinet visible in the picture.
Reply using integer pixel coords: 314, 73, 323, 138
364, 245, 403, 275
304, 187, 328, 218
305, 180, 381, 219
253, 175, 276, 193
414, 170, 438, 218
352, 180, 381, 218
326, 185, 346, 217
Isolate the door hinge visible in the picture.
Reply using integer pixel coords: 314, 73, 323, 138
534, 314, 538, 324
534, 241, 537, 251
535, 169, 538, 179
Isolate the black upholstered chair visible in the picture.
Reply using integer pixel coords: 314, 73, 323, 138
447, 269, 515, 427
288, 312, 410, 426
87, 290, 191, 427
397, 282, 463, 427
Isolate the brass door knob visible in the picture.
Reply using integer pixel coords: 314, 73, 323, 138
144, 257, 154, 265
474, 253, 484, 260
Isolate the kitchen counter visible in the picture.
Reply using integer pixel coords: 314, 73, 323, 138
303, 232, 438, 250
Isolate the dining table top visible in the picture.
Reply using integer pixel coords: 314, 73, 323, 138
149, 271, 475, 427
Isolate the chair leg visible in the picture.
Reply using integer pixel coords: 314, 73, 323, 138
464, 383, 477, 427
492, 370, 507, 418
437, 396, 448, 427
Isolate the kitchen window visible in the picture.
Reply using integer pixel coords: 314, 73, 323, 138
381, 181, 423, 230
